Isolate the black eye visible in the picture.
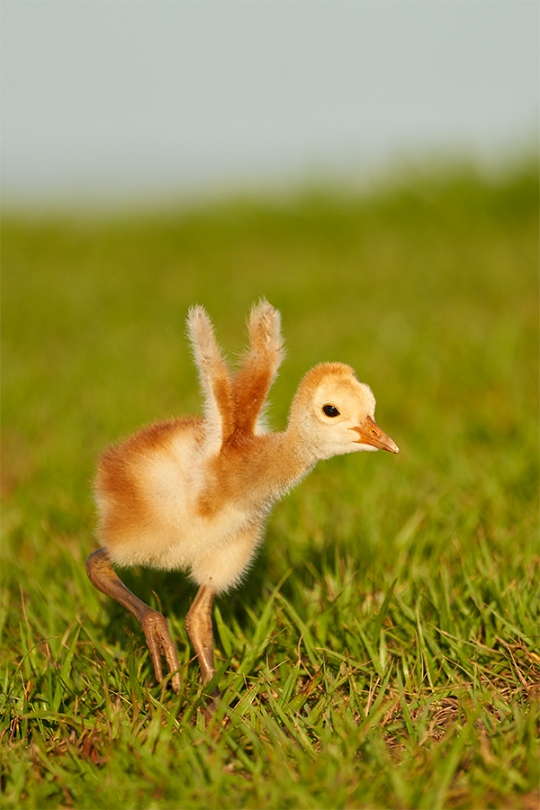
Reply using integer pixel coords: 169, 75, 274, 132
322, 404, 340, 417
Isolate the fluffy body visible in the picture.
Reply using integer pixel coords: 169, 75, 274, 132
94, 301, 398, 594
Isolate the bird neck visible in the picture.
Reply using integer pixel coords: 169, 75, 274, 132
247, 428, 318, 506
217, 428, 316, 512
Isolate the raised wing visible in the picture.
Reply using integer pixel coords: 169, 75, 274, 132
232, 300, 284, 436
187, 305, 234, 454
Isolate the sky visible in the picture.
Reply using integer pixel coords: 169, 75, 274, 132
2, 1, 538, 209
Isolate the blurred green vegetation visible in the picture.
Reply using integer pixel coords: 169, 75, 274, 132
1, 158, 538, 809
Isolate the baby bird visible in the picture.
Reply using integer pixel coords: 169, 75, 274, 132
86, 301, 398, 700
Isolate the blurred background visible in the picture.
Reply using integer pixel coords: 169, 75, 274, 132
2, 1, 538, 209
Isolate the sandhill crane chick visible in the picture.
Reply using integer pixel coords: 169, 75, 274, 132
86, 301, 399, 702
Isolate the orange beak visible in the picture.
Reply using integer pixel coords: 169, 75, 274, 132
352, 415, 399, 454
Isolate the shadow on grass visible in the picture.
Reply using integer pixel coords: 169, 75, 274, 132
92, 537, 365, 655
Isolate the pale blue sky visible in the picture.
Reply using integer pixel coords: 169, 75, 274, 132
2, 1, 538, 208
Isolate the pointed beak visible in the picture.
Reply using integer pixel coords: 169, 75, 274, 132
352, 415, 399, 454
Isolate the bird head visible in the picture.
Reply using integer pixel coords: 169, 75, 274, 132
291, 363, 399, 461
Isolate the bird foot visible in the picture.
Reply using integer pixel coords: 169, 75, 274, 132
140, 610, 181, 693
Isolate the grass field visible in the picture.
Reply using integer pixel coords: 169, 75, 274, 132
1, 158, 539, 809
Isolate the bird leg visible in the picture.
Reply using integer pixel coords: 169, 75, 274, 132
86, 548, 181, 693
185, 585, 219, 703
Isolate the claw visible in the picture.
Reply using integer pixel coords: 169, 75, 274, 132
141, 611, 181, 693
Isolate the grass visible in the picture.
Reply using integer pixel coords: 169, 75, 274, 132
1, 158, 539, 809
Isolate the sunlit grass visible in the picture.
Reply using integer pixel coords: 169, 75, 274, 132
1, 158, 538, 808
